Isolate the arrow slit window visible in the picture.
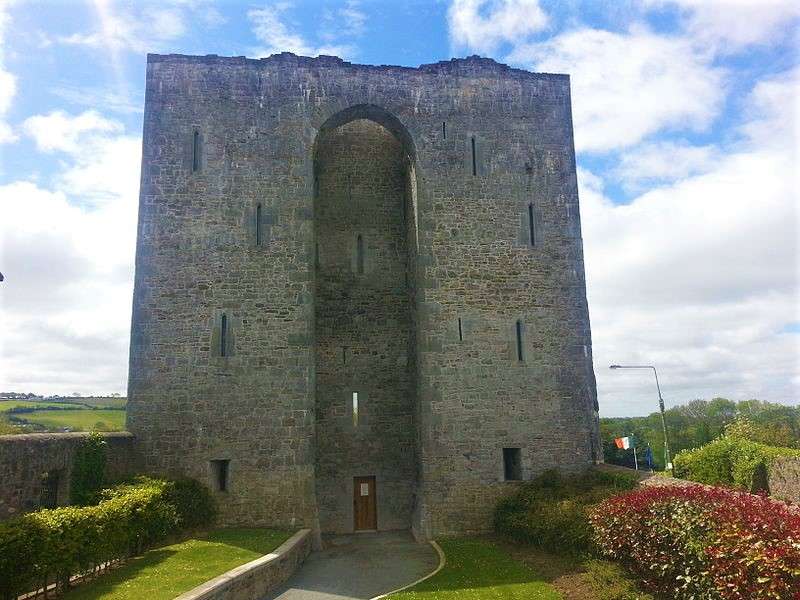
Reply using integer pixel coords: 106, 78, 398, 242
503, 448, 522, 481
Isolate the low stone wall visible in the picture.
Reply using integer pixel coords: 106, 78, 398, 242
0, 431, 137, 519
175, 529, 313, 600
769, 455, 800, 504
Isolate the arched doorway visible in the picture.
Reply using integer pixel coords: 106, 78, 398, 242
312, 106, 418, 533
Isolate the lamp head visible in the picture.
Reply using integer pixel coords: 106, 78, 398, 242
609, 365, 621, 369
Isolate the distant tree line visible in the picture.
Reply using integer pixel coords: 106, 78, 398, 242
601, 398, 800, 470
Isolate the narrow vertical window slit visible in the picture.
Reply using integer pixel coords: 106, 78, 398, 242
356, 234, 364, 275
352, 392, 359, 427
516, 320, 524, 362
528, 203, 536, 247
503, 448, 522, 481
192, 130, 201, 172
442, 121, 446, 139
471, 136, 477, 176
211, 460, 229, 492
255, 203, 262, 246
220, 313, 228, 357
458, 317, 463, 342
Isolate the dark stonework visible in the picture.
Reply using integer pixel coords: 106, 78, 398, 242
127, 52, 601, 537
0, 432, 136, 519
314, 120, 416, 533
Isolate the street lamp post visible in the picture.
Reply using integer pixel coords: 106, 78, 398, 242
609, 364, 673, 471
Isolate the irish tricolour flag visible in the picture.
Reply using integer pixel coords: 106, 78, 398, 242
614, 436, 632, 450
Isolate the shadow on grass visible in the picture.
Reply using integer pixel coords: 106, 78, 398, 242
391, 538, 562, 599
203, 528, 291, 555
393, 538, 651, 600
61, 549, 179, 600
494, 538, 655, 600
60, 529, 291, 600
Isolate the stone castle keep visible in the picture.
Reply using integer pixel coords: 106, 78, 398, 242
126, 52, 601, 539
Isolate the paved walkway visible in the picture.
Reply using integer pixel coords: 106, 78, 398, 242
263, 530, 439, 600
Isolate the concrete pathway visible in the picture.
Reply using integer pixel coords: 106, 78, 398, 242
263, 530, 439, 600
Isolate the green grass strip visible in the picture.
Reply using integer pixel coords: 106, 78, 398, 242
62, 528, 291, 600
390, 539, 561, 600
17, 409, 126, 431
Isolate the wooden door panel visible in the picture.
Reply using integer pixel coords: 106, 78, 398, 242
353, 476, 377, 530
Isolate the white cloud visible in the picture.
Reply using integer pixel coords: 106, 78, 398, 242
49, 84, 143, 116
647, 0, 800, 52
23, 110, 122, 153
739, 67, 800, 151
0, 0, 17, 143
448, 0, 548, 54
582, 69, 799, 415
55, 0, 221, 53
509, 26, 726, 152
59, 7, 179, 53
338, 0, 366, 38
51, 0, 222, 117
22, 110, 140, 207
248, 2, 357, 59
614, 140, 719, 188
0, 110, 140, 395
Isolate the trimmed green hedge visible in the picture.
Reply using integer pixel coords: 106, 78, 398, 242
494, 469, 639, 555
673, 436, 800, 492
0, 477, 216, 600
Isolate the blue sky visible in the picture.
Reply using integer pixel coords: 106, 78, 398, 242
0, 0, 797, 416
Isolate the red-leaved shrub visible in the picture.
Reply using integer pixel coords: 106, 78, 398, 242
590, 484, 800, 599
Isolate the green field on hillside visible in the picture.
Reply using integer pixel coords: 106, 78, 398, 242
50, 397, 128, 409
0, 400, 87, 411
18, 409, 126, 432
0, 398, 128, 434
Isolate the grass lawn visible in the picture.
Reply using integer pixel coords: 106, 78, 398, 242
62, 528, 291, 600
390, 538, 651, 600
501, 543, 653, 600
390, 538, 561, 599
15, 408, 126, 431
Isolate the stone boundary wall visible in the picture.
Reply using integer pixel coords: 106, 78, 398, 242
0, 432, 137, 519
769, 455, 800, 504
174, 529, 313, 600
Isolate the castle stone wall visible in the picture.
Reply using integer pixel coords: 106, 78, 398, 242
128, 53, 600, 535
0, 432, 136, 519
769, 456, 800, 504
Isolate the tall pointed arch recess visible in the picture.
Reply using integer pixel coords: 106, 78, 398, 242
315, 104, 418, 163
311, 104, 420, 534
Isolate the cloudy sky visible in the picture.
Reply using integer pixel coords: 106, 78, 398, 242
0, 0, 797, 416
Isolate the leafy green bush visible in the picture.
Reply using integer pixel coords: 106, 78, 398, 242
102, 477, 217, 530
494, 469, 639, 555
69, 432, 107, 505
0, 477, 215, 600
673, 435, 800, 492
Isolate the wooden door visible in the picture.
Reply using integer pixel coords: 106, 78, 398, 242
353, 476, 377, 531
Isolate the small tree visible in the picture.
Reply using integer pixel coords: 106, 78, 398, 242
69, 432, 107, 505
724, 416, 757, 440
